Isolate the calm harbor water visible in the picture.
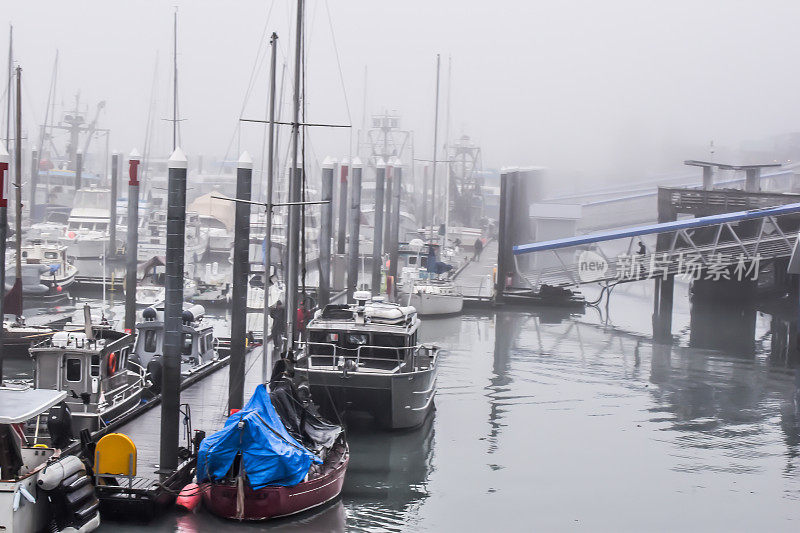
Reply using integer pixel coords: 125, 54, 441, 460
12, 260, 800, 531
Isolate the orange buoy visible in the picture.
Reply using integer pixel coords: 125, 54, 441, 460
176, 482, 203, 512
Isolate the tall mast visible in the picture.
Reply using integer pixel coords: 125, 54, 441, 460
172, 9, 178, 152
429, 54, 441, 242
14, 66, 21, 284
285, 0, 303, 354
262, 32, 278, 382
443, 55, 451, 248
5, 25, 10, 155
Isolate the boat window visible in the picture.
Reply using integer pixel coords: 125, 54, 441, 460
66, 358, 82, 382
205, 334, 214, 351
420, 256, 428, 268
408, 256, 417, 265
45, 252, 58, 260
119, 348, 129, 369
90, 354, 100, 377
199, 335, 206, 353
183, 334, 193, 355
144, 329, 157, 352
344, 334, 368, 347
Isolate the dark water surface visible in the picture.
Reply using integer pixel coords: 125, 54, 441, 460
92, 287, 800, 531
13, 257, 800, 531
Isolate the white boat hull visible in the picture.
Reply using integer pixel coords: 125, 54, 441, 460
408, 291, 463, 316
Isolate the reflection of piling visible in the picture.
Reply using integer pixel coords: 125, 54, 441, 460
388, 158, 403, 282
336, 160, 349, 255
109, 152, 118, 257
371, 158, 387, 293
160, 147, 188, 475
75, 150, 83, 191
124, 150, 141, 333
29, 149, 38, 220
319, 157, 335, 306
347, 159, 363, 302
0, 145, 8, 384
229, 152, 252, 412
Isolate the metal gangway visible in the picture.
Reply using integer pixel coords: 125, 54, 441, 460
513, 202, 800, 290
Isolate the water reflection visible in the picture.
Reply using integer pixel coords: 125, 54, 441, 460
343, 414, 435, 531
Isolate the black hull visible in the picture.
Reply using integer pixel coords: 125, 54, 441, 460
296, 367, 436, 429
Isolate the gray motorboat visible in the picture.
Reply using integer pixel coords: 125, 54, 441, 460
294, 291, 438, 429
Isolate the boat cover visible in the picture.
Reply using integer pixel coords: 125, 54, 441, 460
197, 385, 321, 489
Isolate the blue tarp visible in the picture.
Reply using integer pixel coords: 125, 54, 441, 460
197, 384, 321, 489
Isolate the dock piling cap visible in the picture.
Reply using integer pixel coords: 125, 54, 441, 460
376, 157, 386, 169
168, 147, 188, 169
0, 143, 7, 164
351, 157, 363, 169
129, 148, 142, 161
322, 156, 337, 169
238, 151, 253, 169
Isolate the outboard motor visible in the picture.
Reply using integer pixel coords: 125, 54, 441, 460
47, 401, 73, 450
146, 356, 164, 394
37, 455, 101, 532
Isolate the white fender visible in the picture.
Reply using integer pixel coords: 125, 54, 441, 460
37, 455, 85, 490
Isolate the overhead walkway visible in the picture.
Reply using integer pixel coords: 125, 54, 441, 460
513, 202, 800, 290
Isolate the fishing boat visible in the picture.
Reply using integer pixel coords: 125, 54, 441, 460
13, 243, 77, 294
398, 240, 463, 316
0, 387, 101, 533
28, 317, 143, 436
137, 211, 208, 264
136, 256, 198, 307
295, 291, 439, 429
59, 186, 117, 259
3, 318, 54, 352
133, 303, 220, 391
198, 380, 348, 521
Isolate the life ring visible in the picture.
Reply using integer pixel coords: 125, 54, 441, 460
107, 351, 118, 375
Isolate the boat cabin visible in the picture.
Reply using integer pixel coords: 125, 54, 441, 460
29, 328, 138, 434
134, 304, 218, 378
303, 293, 431, 374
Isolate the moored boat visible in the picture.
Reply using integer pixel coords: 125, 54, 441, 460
295, 291, 439, 429
199, 379, 348, 521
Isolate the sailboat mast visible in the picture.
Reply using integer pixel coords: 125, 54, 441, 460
443, 56, 451, 249
429, 54, 440, 242
14, 66, 21, 283
263, 32, 278, 382
285, 0, 303, 354
5, 25, 10, 154
172, 10, 178, 152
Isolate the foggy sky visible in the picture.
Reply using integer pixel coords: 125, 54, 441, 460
3, 0, 800, 189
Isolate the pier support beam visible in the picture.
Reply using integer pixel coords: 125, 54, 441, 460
384, 161, 393, 248
0, 147, 8, 385
75, 150, 83, 191
495, 169, 516, 301
318, 157, 335, 307
371, 159, 387, 294
124, 150, 141, 333
745, 168, 761, 193
336, 160, 349, 255
229, 152, 252, 412
702, 166, 713, 190
29, 149, 37, 220
109, 152, 118, 257
347, 159, 363, 302
160, 147, 188, 476
388, 159, 402, 285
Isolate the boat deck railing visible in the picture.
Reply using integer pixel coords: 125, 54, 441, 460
299, 341, 436, 374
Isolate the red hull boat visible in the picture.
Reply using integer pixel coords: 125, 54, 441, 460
202, 443, 349, 521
